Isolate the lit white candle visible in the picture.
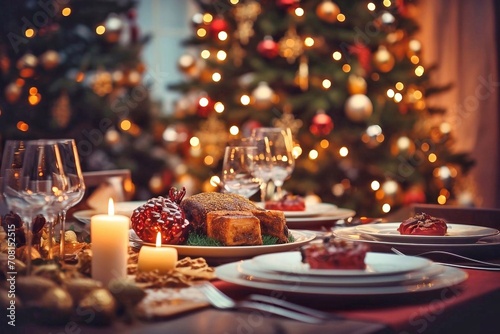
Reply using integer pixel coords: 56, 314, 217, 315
91, 198, 129, 286
137, 232, 178, 274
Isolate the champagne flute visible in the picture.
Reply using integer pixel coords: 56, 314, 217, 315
252, 127, 295, 200
221, 146, 261, 198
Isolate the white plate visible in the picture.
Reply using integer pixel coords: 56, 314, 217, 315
134, 229, 316, 260
285, 208, 356, 229
355, 223, 499, 244
256, 202, 338, 218
216, 262, 467, 296
73, 210, 94, 224
334, 226, 500, 256
238, 259, 444, 287
250, 251, 432, 277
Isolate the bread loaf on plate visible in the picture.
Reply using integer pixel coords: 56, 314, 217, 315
206, 210, 263, 246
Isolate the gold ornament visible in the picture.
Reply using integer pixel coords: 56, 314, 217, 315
104, 14, 123, 43
230, 41, 246, 67
234, 0, 261, 45
5, 82, 22, 103
347, 74, 367, 95
345, 94, 373, 122
273, 110, 303, 136
316, 0, 341, 23
177, 54, 197, 75
279, 26, 303, 63
17, 53, 37, 78
93, 70, 113, 96
294, 55, 309, 91
390, 135, 416, 156
51, 91, 71, 128
40, 50, 60, 70
195, 115, 228, 162
251, 81, 275, 108
373, 46, 395, 72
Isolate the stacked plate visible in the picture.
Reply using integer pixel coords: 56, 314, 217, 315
256, 202, 356, 229
334, 223, 500, 257
215, 251, 468, 297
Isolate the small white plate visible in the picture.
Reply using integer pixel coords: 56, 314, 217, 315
216, 262, 467, 297
250, 251, 432, 277
256, 202, 338, 218
284, 208, 356, 229
355, 223, 499, 244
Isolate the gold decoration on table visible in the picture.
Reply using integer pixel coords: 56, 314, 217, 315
233, 0, 261, 45
279, 26, 303, 63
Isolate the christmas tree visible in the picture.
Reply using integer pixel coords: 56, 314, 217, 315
168, 0, 474, 216
0, 0, 171, 198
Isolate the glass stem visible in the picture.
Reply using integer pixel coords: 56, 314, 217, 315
24, 210, 33, 275
260, 181, 268, 202
59, 210, 67, 261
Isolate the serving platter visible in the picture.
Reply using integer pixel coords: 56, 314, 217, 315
131, 229, 316, 260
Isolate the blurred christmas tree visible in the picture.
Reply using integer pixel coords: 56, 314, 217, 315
168, 0, 475, 216
0, 0, 172, 199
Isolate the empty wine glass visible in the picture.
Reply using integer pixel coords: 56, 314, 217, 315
1, 140, 38, 273
252, 127, 295, 200
221, 146, 261, 198
19, 139, 85, 260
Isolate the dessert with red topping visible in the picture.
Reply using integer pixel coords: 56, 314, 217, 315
300, 238, 368, 270
265, 194, 306, 211
398, 212, 448, 236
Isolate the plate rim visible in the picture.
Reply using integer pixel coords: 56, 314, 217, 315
250, 251, 432, 277
138, 229, 316, 258
355, 222, 499, 243
255, 202, 338, 218
215, 262, 468, 296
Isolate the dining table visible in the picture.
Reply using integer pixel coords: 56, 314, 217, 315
9, 205, 500, 334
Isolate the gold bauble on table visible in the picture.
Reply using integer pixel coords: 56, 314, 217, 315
373, 46, 395, 73
345, 94, 373, 122
316, 0, 341, 23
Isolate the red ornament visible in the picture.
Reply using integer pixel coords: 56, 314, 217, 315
210, 18, 229, 36
277, 0, 300, 9
197, 95, 214, 117
257, 36, 279, 58
310, 112, 334, 136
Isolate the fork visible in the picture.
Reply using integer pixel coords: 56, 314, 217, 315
198, 282, 329, 324
391, 247, 500, 271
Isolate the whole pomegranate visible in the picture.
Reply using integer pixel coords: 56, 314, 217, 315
131, 187, 191, 244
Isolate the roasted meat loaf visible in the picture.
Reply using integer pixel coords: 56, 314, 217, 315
180, 192, 260, 233
206, 210, 262, 246
250, 209, 288, 244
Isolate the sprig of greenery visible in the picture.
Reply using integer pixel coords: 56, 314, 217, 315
186, 232, 295, 246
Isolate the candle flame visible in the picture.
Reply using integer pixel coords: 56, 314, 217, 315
108, 198, 115, 216
156, 232, 162, 247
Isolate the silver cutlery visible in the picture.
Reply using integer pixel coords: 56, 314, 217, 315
198, 282, 329, 323
391, 247, 500, 271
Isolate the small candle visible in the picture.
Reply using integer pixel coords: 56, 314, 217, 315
137, 232, 178, 274
91, 198, 129, 286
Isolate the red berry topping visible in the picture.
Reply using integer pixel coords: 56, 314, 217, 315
131, 187, 191, 244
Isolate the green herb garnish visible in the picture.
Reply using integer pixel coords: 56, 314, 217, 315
185, 232, 295, 246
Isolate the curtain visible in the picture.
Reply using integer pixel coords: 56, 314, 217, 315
415, 0, 499, 208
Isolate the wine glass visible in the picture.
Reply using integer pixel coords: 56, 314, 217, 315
54, 139, 85, 260
252, 127, 295, 200
1, 140, 38, 273
19, 139, 85, 260
221, 145, 261, 198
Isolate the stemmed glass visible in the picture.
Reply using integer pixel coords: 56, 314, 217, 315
1, 140, 42, 274
252, 127, 295, 200
221, 146, 261, 199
